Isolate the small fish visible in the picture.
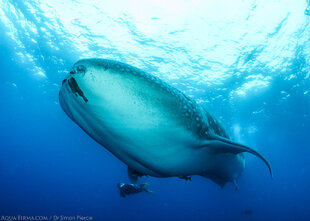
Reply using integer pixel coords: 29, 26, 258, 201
242, 209, 253, 215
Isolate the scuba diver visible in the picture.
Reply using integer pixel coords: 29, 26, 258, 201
117, 183, 152, 197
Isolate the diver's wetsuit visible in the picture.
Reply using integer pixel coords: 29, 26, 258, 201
117, 183, 151, 197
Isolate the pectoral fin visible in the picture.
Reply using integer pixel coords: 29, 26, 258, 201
203, 133, 273, 178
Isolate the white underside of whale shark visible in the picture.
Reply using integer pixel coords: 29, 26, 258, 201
59, 59, 272, 187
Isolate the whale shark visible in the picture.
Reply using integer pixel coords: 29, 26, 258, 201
59, 58, 272, 187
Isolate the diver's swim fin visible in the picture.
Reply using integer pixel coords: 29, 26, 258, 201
145, 189, 153, 194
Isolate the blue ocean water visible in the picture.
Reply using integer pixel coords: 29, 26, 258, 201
0, 0, 310, 220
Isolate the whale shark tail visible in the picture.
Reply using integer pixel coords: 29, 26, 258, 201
205, 133, 273, 179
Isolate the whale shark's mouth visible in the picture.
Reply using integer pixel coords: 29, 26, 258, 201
67, 77, 88, 103
59, 76, 88, 121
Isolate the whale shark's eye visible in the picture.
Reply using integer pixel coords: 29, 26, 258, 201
77, 65, 86, 73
